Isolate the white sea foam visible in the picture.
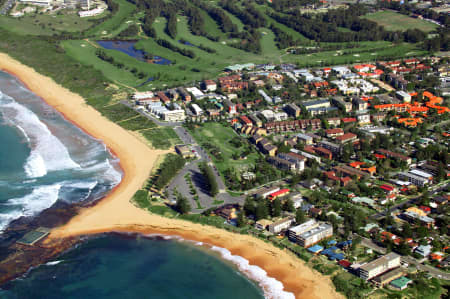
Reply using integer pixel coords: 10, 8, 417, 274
45, 260, 63, 266
210, 246, 295, 299
0, 96, 80, 178
6, 184, 61, 217
0, 210, 24, 231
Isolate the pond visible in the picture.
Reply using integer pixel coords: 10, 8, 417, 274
96, 40, 172, 65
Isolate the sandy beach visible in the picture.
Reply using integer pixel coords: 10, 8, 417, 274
0, 53, 343, 299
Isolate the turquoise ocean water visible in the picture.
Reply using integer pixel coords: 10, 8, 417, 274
0, 235, 265, 299
0, 71, 292, 298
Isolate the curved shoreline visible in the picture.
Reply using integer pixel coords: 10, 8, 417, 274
0, 53, 343, 299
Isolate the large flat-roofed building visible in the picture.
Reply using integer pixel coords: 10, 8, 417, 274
288, 219, 332, 247
398, 171, 431, 187
358, 253, 401, 280
162, 109, 185, 122
284, 103, 301, 118
297, 223, 333, 247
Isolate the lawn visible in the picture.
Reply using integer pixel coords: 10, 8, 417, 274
117, 115, 156, 130
85, 0, 136, 37
187, 122, 260, 176
0, 9, 101, 36
141, 127, 181, 149
362, 10, 438, 32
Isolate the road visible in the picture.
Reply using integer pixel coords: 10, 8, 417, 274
121, 101, 242, 209
402, 256, 450, 280
360, 237, 387, 254
371, 182, 449, 220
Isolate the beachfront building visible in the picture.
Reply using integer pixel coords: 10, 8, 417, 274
358, 253, 401, 280
268, 217, 295, 234
288, 219, 333, 247
78, 7, 105, 17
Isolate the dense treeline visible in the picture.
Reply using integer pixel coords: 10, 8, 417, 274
269, 4, 428, 44
153, 154, 186, 190
271, 0, 319, 11
156, 38, 196, 58
118, 24, 139, 38
191, 0, 238, 33
199, 162, 219, 197
270, 24, 299, 49
220, 0, 267, 29
228, 29, 261, 53
165, 11, 178, 39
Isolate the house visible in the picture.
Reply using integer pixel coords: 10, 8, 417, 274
203, 79, 217, 92
327, 117, 341, 126
296, 133, 313, 145
415, 245, 432, 257
214, 204, 240, 220
157, 91, 171, 103
249, 114, 263, 127
325, 128, 344, 138
357, 114, 371, 125
255, 219, 273, 230
332, 66, 352, 77
314, 147, 333, 160
175, 145, 195, 159
223, 99, 237, 115
239, 115, 253, 126
335, 133, 358, 145
268, 189, 290, 201
259, 142, 277, 156
396, 91, 412, 103
376, 149, 412, 165
390, 277, 412, 290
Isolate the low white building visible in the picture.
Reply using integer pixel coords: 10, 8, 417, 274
79, 7, 105, 17
190, 103, 203, 116
186, 87, 204, 100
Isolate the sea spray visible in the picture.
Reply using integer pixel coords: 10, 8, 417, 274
210, 246, 296, 299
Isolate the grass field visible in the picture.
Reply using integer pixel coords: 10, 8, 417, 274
188, 123, 260, 175
362, 10, 438, 32
85, 0, 136, 37
0, 10, 101, 36
117, 115, 157, 130
141, 127, 181, 149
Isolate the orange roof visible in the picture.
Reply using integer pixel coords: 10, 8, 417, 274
349, 161, 365, 168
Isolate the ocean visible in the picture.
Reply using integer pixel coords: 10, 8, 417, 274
0, 70, 122, 231
0, 234, 266, 299
0, 71, 294, 298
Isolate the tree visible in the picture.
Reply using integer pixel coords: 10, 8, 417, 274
244, 197, 256, 215
176, 194, 191, 214
402, 222, 412, 238
237, 211, 246, 227
283, 198, 295, 212
272, 199, 282, 217
296, 208, 306, 224
416, 226, 429, 239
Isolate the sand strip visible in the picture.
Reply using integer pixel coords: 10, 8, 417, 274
0, 53, 343, 299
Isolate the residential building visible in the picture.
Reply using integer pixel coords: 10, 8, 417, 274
268, 156, 296, 172
390, 277, 412, 290
178, 87, 192, 102
358, 253, 401, 280
327, 117, 341, 126
175, 145, 194, 159
318, 141, 340, 155
332, 97, 353, 113
377, 149, 412, 164
296, 133, 313, 145
268, 189, 290, 201
372, 267, 404, 287
161, 109, 185, 122
190, 104, 203, 116
203, 79, 217, 92
249, 114, 263, 127
277, 152, 306, 172
398, 172, 431, 187
303, 99, 330, 110
396, 90, 412, 103
415, 245, 432, 257
255, 219, 273, 231
288, 219, 317, 241
223, 99, 237, 115
268, 217, 295, 234
290, 222, 333, 248
357, 114, 371, 125
325, 128, 344, 138
284, 103, 301, 118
